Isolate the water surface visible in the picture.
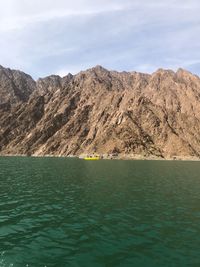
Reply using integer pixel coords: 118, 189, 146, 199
1, 157, 200, 267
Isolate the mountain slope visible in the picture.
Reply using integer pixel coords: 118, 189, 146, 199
0, 65, 200, 159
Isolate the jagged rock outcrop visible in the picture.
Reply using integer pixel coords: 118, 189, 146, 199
0, 65, 200, 159
0, 65, 36, 106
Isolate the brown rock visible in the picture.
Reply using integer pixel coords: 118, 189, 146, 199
0, 65, 200, 159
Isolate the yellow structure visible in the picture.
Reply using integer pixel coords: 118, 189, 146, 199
84, 156, 100, 160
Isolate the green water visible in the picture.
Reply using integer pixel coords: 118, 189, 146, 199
1, 157, 200, 267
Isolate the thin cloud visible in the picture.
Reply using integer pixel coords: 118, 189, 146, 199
0, 8, 126, 32
0, 1, 131, 32
0, 0, 200, 78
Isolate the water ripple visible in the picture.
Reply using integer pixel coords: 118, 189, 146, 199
1, 157, 200, 266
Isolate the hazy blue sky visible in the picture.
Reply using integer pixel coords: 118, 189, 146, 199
0, 0, 200, 79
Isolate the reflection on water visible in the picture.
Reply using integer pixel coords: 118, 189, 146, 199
1, 157, 200, 266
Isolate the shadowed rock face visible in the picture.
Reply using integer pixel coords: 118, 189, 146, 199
0, 65, 200, 159
0, 65, 36, 105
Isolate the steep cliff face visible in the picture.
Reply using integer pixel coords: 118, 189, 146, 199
0, 65, 200, 159
0, 65, 36, 105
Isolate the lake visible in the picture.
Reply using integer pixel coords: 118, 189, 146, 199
1, 157, 200, 267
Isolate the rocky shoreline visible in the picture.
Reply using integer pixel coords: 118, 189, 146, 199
0, 153, 200, 161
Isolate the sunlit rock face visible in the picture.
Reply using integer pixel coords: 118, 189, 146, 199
0, 65, 200, 159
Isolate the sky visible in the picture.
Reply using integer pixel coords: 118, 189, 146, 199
0, 0, 200, 79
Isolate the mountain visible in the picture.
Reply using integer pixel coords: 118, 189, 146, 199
0, 65, 200, 159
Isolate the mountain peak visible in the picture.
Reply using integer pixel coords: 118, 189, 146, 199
176, 68, 192, 76
89, 65, 109, 73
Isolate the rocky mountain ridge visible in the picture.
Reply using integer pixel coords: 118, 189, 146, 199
0, 65, 200, 159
